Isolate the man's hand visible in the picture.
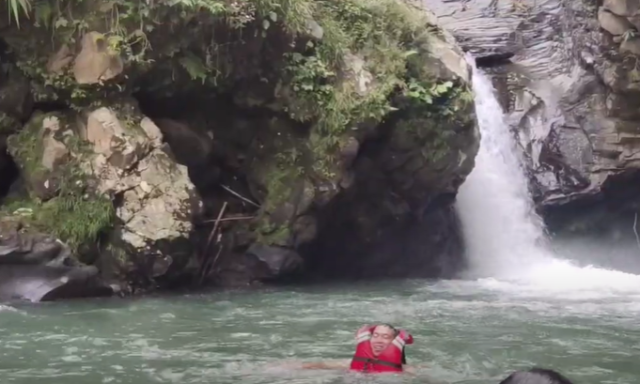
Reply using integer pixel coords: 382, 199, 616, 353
397, 329, 414, 345
355, 324, 371, 336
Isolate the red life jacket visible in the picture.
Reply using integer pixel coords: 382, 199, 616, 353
349, 326, 412, 373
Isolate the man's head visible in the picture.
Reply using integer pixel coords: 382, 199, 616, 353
370, 324, 397, 356
499, 368, 574, 384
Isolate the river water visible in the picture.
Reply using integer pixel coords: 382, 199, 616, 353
2, 278, 640, 384
3, 70, 640, 384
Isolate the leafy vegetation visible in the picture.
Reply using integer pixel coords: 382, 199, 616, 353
5, 0, 30, 26
3, 113, 115, 252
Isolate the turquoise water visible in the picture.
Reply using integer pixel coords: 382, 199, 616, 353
2, 278, 640, 384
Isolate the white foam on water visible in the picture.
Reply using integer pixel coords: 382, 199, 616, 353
455, 64, 640, 298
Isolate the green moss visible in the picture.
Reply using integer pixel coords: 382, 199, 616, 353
279, 0, 443, 180
2, 186, 114, 254
262, 147, 303, 208
3, 194, 114, 254
255, 215, 293, 245
0, 112, 22, 134
36, 192, 114, 251
6, 112, 47, 178
4, 113, 115, 252
393, 76, 475, 163
254, 144, 305, 245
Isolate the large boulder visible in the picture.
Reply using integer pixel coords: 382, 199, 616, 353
79, 105, 198, 255
5, 101, 200, 292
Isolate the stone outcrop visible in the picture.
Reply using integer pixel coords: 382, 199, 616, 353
424, 0, 640, 239
0, 216, 112, 302
0, 0, 480, 297
304, 27, 478, 279
5, 102, 200, 293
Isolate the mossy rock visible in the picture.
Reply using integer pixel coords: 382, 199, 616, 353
4, 110, 115, 253
3, 0, 477, 256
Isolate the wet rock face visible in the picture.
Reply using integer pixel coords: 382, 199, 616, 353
425, 0, 640, 234
0, 218, 112, 302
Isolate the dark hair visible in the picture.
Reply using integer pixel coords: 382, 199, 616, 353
377, 323, 399, 336
499, 368, 574, 384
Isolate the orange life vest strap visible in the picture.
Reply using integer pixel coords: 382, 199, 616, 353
352, 356, 402, 370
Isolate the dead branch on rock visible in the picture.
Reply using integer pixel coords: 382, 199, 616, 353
204, 201, 227, 257
220, 184, 260, 208
200, 244, 223, 286
208, 245, 225, 279
201, 215, 255, 224
198, 202, 228, 285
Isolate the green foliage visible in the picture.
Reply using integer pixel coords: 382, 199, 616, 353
35, 188, 115, 252
4, 114, 115, 251
5, 0, 31, 26
264, 147, 304, 210
3, 191, 115, 252
178, 52, 210, 84
276, 0, 450, 180
394, 76, 475, 163
7, 112, 46, 178
0, 111, 21, 134
405, 79, 454, 105
402, 77, 474, 117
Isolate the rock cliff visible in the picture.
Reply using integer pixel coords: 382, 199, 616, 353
0, 0, 478, 300
425, 0, 640, 242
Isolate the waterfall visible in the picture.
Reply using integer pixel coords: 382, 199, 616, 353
455, 68, 552, 279
455, 67, 640, 292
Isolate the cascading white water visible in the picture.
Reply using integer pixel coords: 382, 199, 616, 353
455, 67, 550, 279
455, 67, 640, 295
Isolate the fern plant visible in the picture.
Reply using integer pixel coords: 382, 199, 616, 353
6, 0, 32, 26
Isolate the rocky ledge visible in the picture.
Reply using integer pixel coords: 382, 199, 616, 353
426, 0, 640, 245
0, 0, 478, 301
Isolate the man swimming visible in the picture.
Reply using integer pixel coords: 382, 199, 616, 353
301, 324, 414, 373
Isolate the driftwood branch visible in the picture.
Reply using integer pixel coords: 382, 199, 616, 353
200, 201, 227, 270
220, 184, 260, 208
203, 201, 227, 261
207, 245, 225, 280
200, 216, 255, 224
199, 242, 223, 286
